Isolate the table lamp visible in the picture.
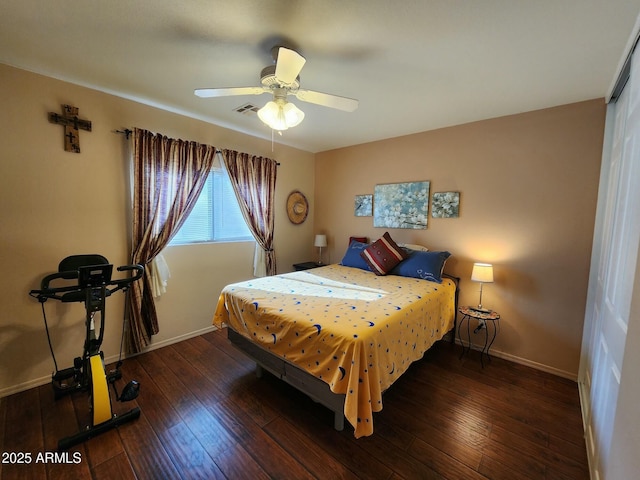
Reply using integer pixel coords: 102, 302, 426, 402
315, 234, 327, 264
471, 262, 494, 312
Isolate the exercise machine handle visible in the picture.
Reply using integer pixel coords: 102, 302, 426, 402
109, 264, 145, 292
29, 271, 82, 301
29, 263, 144, 301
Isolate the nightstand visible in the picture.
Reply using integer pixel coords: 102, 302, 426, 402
457, 305, 501, 367
293, 261, 323, 271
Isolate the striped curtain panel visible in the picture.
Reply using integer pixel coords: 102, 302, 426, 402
222, 150, 278, 276
128, 128, 217, 353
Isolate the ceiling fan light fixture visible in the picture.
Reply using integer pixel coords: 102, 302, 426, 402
257, 99, 304, 131
283, 102, 305, 126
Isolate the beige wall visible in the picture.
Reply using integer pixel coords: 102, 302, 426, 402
0, 61, 606, 393
0, 64, 315, 395
315, 99, 606, 377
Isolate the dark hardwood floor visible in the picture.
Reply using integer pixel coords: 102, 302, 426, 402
0, 328, 589, 479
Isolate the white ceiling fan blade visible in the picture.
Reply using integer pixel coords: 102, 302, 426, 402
294, 89, 359, 112
275, 47, 306, 85
194, 86, 266, 98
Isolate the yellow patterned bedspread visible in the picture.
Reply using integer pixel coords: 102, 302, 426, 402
213, 264, 456, 438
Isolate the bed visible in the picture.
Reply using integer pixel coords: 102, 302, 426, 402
213, 237, 459, 438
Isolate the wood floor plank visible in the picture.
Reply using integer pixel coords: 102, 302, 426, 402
244, 367, 367, 455
156, 356, 238, 455
366, 417, 415, 451
224, 384, 281, 428
478, 454, 542, 480
120, 356, 182, 434
1, 388, 46, 480
348, 430, 445, 480
548, 432, 589, 464
210, 397, 316, 479
387, 381, 493, 447
201, 329, 255, 375
411, 361, 583, 445
156, 338, 316, 478
39, 384, 91, 480
134, 346, 241, 461
138, 349, 201, 415
376, 402, 485, 471
81, 429, 125, 473
91, 452, 137, 480
158, 421, 226, 479
0, 396, 5, 480
116, 411, 182, 480
431, 342, 580, 409
489, 424, 589, 479
491, 413, 549, 449
264, 416, 361, 480
178, 402, 238, 460
211, 442, 271, 480
148, 341, 253, 461
482, 436, 547, 479
243, 378, 394, 480
181, 335, 249, 390
407, 436, 489, 480
158, 343, 226, 407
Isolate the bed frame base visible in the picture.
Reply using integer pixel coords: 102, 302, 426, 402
228, 328, 346, 431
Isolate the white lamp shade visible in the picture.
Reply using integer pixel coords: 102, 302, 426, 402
282, 102, 304, 127
257, 101, 285, 130
471, 263, 494, 283
257, 99, 304, 131
314, 234, 327, 247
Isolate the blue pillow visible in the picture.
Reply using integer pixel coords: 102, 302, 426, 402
340, 240, 372, 271
391, 250, 451, 283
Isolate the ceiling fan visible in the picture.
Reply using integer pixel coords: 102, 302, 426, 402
194, 46, 359, 131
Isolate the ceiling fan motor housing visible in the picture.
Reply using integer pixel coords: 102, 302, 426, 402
260, 65, 300, 90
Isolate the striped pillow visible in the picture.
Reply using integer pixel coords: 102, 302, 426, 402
361, 232, 409, 275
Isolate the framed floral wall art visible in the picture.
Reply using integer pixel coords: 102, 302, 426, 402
373, 181, 430, 229
431, 191, 460, 218
354, 194, 373, 216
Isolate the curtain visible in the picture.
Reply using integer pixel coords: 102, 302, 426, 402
127, 128, 217, 352
222, 150, 278, 276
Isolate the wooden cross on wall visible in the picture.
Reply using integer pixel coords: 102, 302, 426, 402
48, 104, 92, 153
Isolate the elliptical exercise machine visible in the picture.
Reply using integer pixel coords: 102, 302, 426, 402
29, 255, 144, 450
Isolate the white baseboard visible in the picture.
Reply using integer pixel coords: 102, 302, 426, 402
3, 326, 576, 398
112, 324, 219, 363
454, 339, 578, 381
578, 379, 597, 479
0, 325, 220, 399
0, 375, 53, 399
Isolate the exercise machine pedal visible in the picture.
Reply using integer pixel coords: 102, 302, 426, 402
52, 367, 76, 382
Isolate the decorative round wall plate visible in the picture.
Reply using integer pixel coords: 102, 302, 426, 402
286, 190, 309, 224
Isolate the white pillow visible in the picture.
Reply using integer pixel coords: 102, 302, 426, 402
400, 243, 429, 252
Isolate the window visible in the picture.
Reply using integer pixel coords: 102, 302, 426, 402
169, 162, 254, 245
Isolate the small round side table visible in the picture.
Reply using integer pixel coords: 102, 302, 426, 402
458, 305, 501, 367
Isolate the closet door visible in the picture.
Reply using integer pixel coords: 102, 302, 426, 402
582, 51, 640, 477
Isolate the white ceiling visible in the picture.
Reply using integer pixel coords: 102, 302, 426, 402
2, 0, 639, 153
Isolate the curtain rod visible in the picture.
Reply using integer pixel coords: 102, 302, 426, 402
114, 128, 133, 139
113, 129, 279, 164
